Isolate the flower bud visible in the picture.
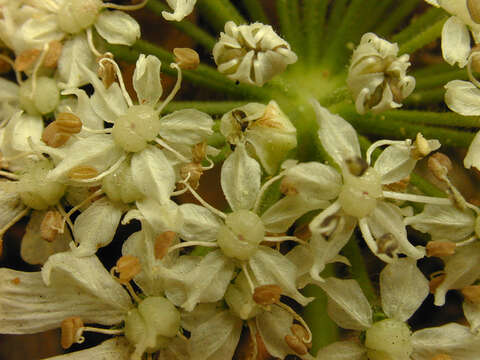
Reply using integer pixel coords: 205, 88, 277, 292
18, 77, 60, 115
213, 21, 297, 86
365, 318, 412, 360
57, 0, 103, 34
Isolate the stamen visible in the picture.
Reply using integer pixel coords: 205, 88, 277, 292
82, 126, 112, 134
253, 172, 286, 214
155, 138, 190, 163
86, 28, 102, 58
56, 204, 74, 233
68, 154, 127, 184
263, 236, 308, 246
0, 170, 19, 180
366, 139, 411, 165
426, 241, 456, 257
40, 210, 64, 242
14, 48, 41, 72
99, 57, 133, 107
242, 263, 255, 294
382, 191, 453, 205
253, 284, 282, 305
179, 162, 204, 189
30, 43, 49, 98
276, 302, 312, 344
115, 255, 142, 284
359, 218, 393, 263
97, 52, 116, 88
156, 63, 182, 114
184, 181, 227, 219
173, 48, 200, 70
102, 0, 148, 11
61, 316, 84, 349
154, 231, 176, 259
0, 54, 22, 84
43, 40, 62, 69
167, 240, 219, 253
68, 165, 99, 180
110, 264, 142, 303
429, 273, 446, 294
74, 326, 124, 345
455, 235, 477, 247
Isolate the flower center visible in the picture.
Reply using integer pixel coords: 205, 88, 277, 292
57, 0, 103, 34
111, 104, 161, 153
365, 318, 413, 360
217, 210, 265, 261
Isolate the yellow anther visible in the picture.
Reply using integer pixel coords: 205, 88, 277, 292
43, 40, 62, 68
14, 48, 41, 72
284, 334, 308, 355
115, 255, 141, 284
42, 123, 71, 148
61, 316, 84, 349
411, 133, 432, 160
55, 112, 82, 134
68, 165, 99, 180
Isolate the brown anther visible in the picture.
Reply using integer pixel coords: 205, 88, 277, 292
180, 162, 204, 189
40, 210, 64, 242
14, 48, 41, 71
97, 53, 116, 88
279, 178, 298, 196
115, 255, 141, 284
154, 231, 176, 259
293, 223, 311, 241
345, 156, 368, 176
431, 354, 452, 360
284, 334, 308, 355
42, 122, 71, 148
461, 285, 480, 304
61, 316, 84, 349
411, 133, 431, 160
68, 165, 99, 180
55, 112, 82, 134
429, 274, 446, 294
173, 47, 200, 70
11, 277, 20, 285
43, 40, 62, 68
427, 153, 452, 182
383, 176, 410, 192
426, 241, 456, 257
468, 0, 480, 24
252, 284, 282, 305
290, 324, 311, 349
377, 233, 398, 258
192, 142, 207, 163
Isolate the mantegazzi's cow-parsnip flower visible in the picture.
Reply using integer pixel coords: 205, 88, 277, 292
347, 32, 415, 114
161, 0, 197, 22
213, 21, 298, 86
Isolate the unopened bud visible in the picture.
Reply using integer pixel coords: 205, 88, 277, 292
468, 0, 480, 24
426, 241, 456, 257
345, 156, 368, 176
377, 233, 398, 258
428, 153, 452, 181
40, 210, 64, 242
61, 316, 84, 349
411, 133, 432, 160
173, 48, 200, 70
429, 274, 445, 294
55, 113, 82, 134
284, 334, 308, 355
14, 48, 41, 71
154, 231, 176, 259
252, 284, 282, 305
115, 255, 141, 284
461, 285, 480, 304
68, 165, 98, 180
43, 40, 62, 68
42, 122, 70, 148
431, 354, 452, 360
180, 162, 203, 189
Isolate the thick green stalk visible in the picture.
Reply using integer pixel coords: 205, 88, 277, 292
164, 100, 246, 114
398, 17, 446, 55
331, 103, 475, 147
392, 7, 446, 45
410, 173, 447, 198
241, 0, 268, 23
323, 0, 348, 51
375, 0, 420, 37
302, 265, 339, 353
404, 88, 445, 106
145, 0, 216, 50
303, 0, 329, 65
415, 69, 467, 90
378, 110, 480, 128
412, 62, 453, 78
276, 0, 304, 56
197, 0, 246, 32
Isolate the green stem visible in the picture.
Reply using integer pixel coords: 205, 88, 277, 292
378, 110, 480, 128
145, 0, 216, 50
410, 173, 447, 198
276, 0, 304, 56
392, 7, 446, 46
412, 62, 453, 78
302, 265, 339, 353
342, 236, 378, 304
375, 0, 420, 37
303, 0, 329, 65
108, 41, 271, 100
414, 68, 468, 90
398, 16, 446, 55
197, 0, 246, 32
330, 103, 475, 147
240, 0, 268, 23
324, 0, 349, 47
164, 100, 246, 114
404, 88, 445, 106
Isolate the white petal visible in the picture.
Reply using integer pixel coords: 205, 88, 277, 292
131, 145, 175, 205
380, 258, 429, 322
189, 310, 242, 360
445, 80, 480, 116
57, 35, 96, 89
44, 338, 131, 359
374, 144, 417, 184
136, 198, 183, 234
412, 323, 480, 360
133, 54, 162, 106
441, 17, 471, 67
0, 187, 25, 229
162, 0, 197, 21
463, 301, 480, 334
313, 100, 361, 166
71, 198, 123, 257
20, 210, 71, 265
179, 203, 222, 242
316, 341, 366, 360
320, 277, 372, 331
159, 109, 213, 146
95, 10, 140, 46
256, 306, 294, 359
221, 143, 261, 211
464, 131, 480, 169
62, 88, 104, 130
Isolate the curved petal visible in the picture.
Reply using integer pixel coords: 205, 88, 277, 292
179, 203, 222, 242
162, 0, 197, 21
441, 16, 471, 67
95, 10, 140, 46
464, 131, 480, 169
158, 109, 213, 146
133, 54, 162, 106
445, 80, 480, 116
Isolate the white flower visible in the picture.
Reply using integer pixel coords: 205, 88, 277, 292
213, 21, 297, 86
162, 0, 197, 22
347, 32, 415, 114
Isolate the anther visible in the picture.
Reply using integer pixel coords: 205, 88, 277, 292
180, 163, 204, 189
154, 231, 176, 259
115, 255, 141, 284
376, 233, 398, 258
253, 284, 282, 306
411, 133, 432, 160
68, 165, 99, 180
192, 142, 207, 163
426, 241, 456, 257
14, 48, 41, 72
55, 113, 82, 134
284, 334, 308, 355
173, 48, 200, 70
429, 273, 446, 294
42, 123, 70, 148
345, 156, 368, 176
40, 210, 64, 242
461, 285, 480, 304
61, 316, 84, 349
43, 41, 62, 68
290, 324, 312, 350
468, 0, 480, 24
97, 53, 116, 88
383, 176, 410, 192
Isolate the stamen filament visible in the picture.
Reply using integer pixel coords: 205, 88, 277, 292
110, 266, 143, 303
468, 53, 480, 89
358, 218, 393, 263
56, 204, 74, 233
102, 0, 148, 11
64, 189, 104, 227
0, 170, 19, 180
382, 191, 453, 205
99, 58, 133, 107
455, 235, 477, 247
30, 43, 49, 98
184, 181, 227, 219
69, 154, 127, 184
167, 240, 219, 253
276, 302, 313, 344
366, 139, 411, 165
155, 138, 189, 163
263, 236, 308, 246
253, 171, 285, 214
156, 63, 182, 114
242, 263, 255, 294
86, 28, 102, 58
81, 126, 112, 134
74, 326, 124, 344
309, 201, 341, 234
